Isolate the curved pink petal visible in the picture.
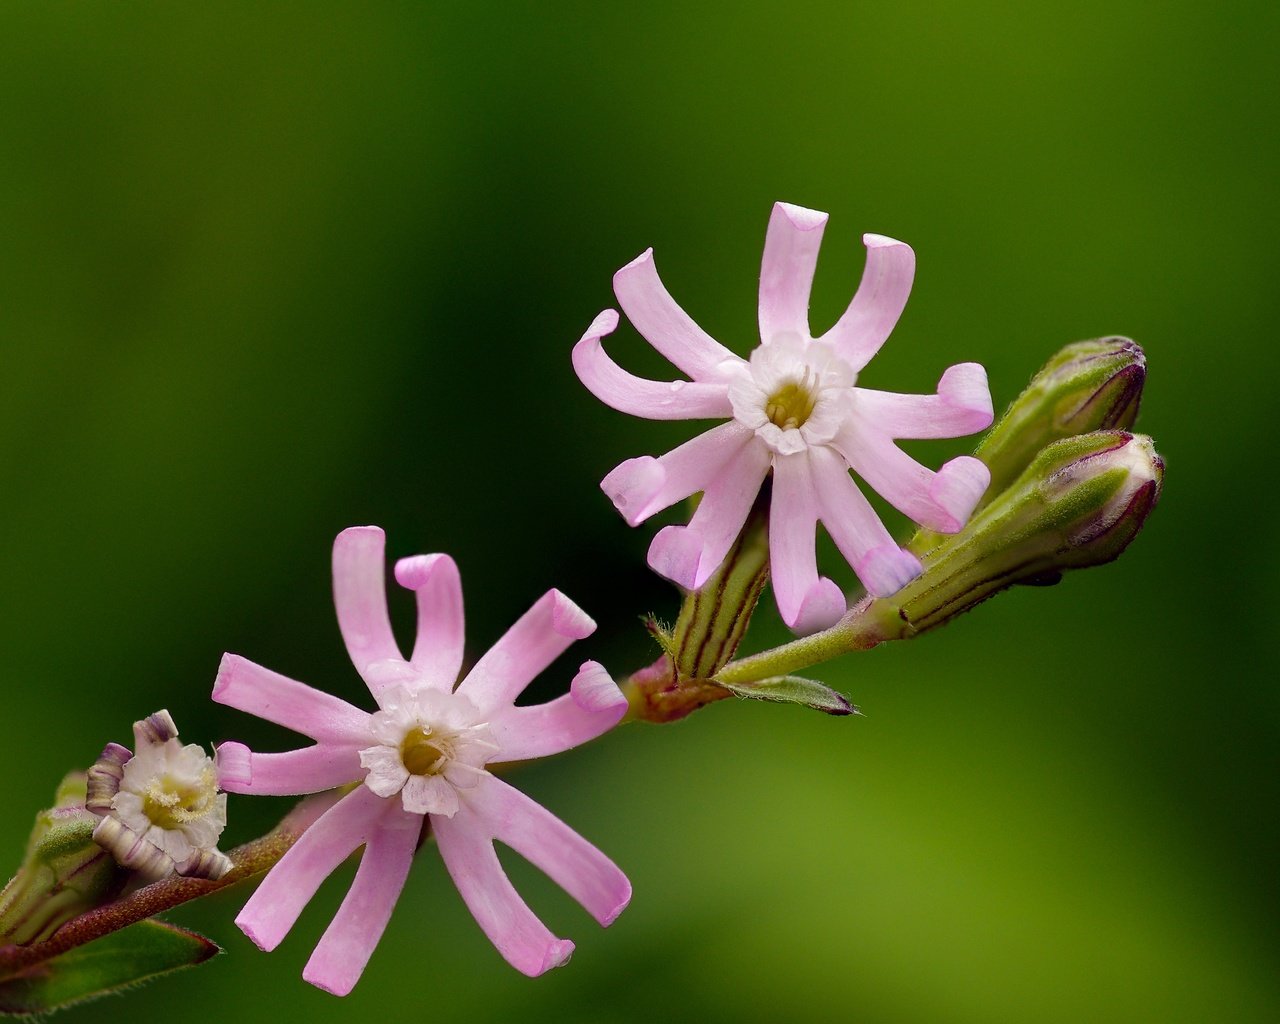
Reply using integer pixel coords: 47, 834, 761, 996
758, 202, 828, 344
856, 545, 926, 597
613, 249, 740, 382
645, 435, 771, 590
212, 653, 371, 745
569, 659, 629, 714
464, 776, 631, 927
301, 806, 421, 996
821, 233, 915, 371
601, 421, 753, 526
809, 447, 923, 597
393, 553, 464, 691
235, 786, 389, 953
930, 455, 991, 527
216, 742, 362, 796
332, 527, 407, 700
488, 661, 626, 762
853, 363, 993, 440
434, 803, 575, 977
835, 422, 988, 533
573, 311, 734, 421
647, 525, 705, 592
456, 590, 595, 714
769, 452, 848, 633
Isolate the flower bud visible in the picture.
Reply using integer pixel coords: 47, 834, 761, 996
892, 431, 1163, 634
975, 337, 1146, 507
0, 774, 127, 945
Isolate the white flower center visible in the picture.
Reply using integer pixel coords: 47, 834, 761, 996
113, 739, 228, 862
359, 687, 499, 817
729, 334, 856, 455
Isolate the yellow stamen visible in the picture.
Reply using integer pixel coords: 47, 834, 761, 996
765, 372, 818, 430
400, 727, 447, 776
141, 768, 217, 830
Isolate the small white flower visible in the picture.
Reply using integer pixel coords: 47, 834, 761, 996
86, 710, 232, 880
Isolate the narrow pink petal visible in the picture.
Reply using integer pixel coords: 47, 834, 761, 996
488, 661, 626, 762
644, 436, 771, 590
821, 233, 915, 371
758, 202, 828, 344
434, 804, 575, 976
613, 249, 741, 382
456, 590, 595, 714
573, 312, 734, 421
216, 742, 362, 796
769, 453, 847, 633
570, 659, 628, 714
856, 545, 925, 597
929, 456, 991, 527
836, 422, 986, 534
332, 527, 407, 700
212, 653, 371, 745
853, 363, 994, 440
464, 777, 631, 927
601, 421, 753, 526
647, 525, 705, 591
393, 553, 464, 691
235, 786, 389, 953
809, 448, 923, 597
301, 807, 421, 996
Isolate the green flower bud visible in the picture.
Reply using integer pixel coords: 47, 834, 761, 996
975, 337, 1146, 507
0, 774, 127, 946
893, 431, 1163, 634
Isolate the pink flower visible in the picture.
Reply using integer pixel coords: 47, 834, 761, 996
574, 201, 995, 634
213, 527, 630, 995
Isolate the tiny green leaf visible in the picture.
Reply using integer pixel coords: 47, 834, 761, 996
0, 919, 218, 1016
714, 675, 857, 716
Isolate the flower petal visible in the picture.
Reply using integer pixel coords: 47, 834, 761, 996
573, 311, 734, 420
769, 452, 847, 633
601, 421, 754, 526
930, 455, 991, 527
646, 525, 705, 592
235, 786, 389, 953
464, 776, 631, 927
821, 233, 915, 371
434, 802, 575, 976
302, 807, 421, 996
332, 527, 408, 700
853, 363, 994, 439
809, 446, 923, 597
456, 590, 595, 714
212, 653, 371, 745
393, 553, 465, 691
835, 421, 988, 534
216, 742, 362, 796
402, 774, 459, 816
570, 659, 629, 714
645, 435, 771, 590
758, 202, 828, 344
613, 249, 741, 382
488, 661, 626, 762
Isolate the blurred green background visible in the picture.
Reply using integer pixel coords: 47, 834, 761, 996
1, 2, 1276, 1021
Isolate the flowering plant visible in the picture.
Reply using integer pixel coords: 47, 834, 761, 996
0, 202, 1161, 1014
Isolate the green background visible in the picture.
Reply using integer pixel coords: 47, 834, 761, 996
1, 3, 1276, 1021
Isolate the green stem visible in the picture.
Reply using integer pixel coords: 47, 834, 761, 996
714, 596, 907, 685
